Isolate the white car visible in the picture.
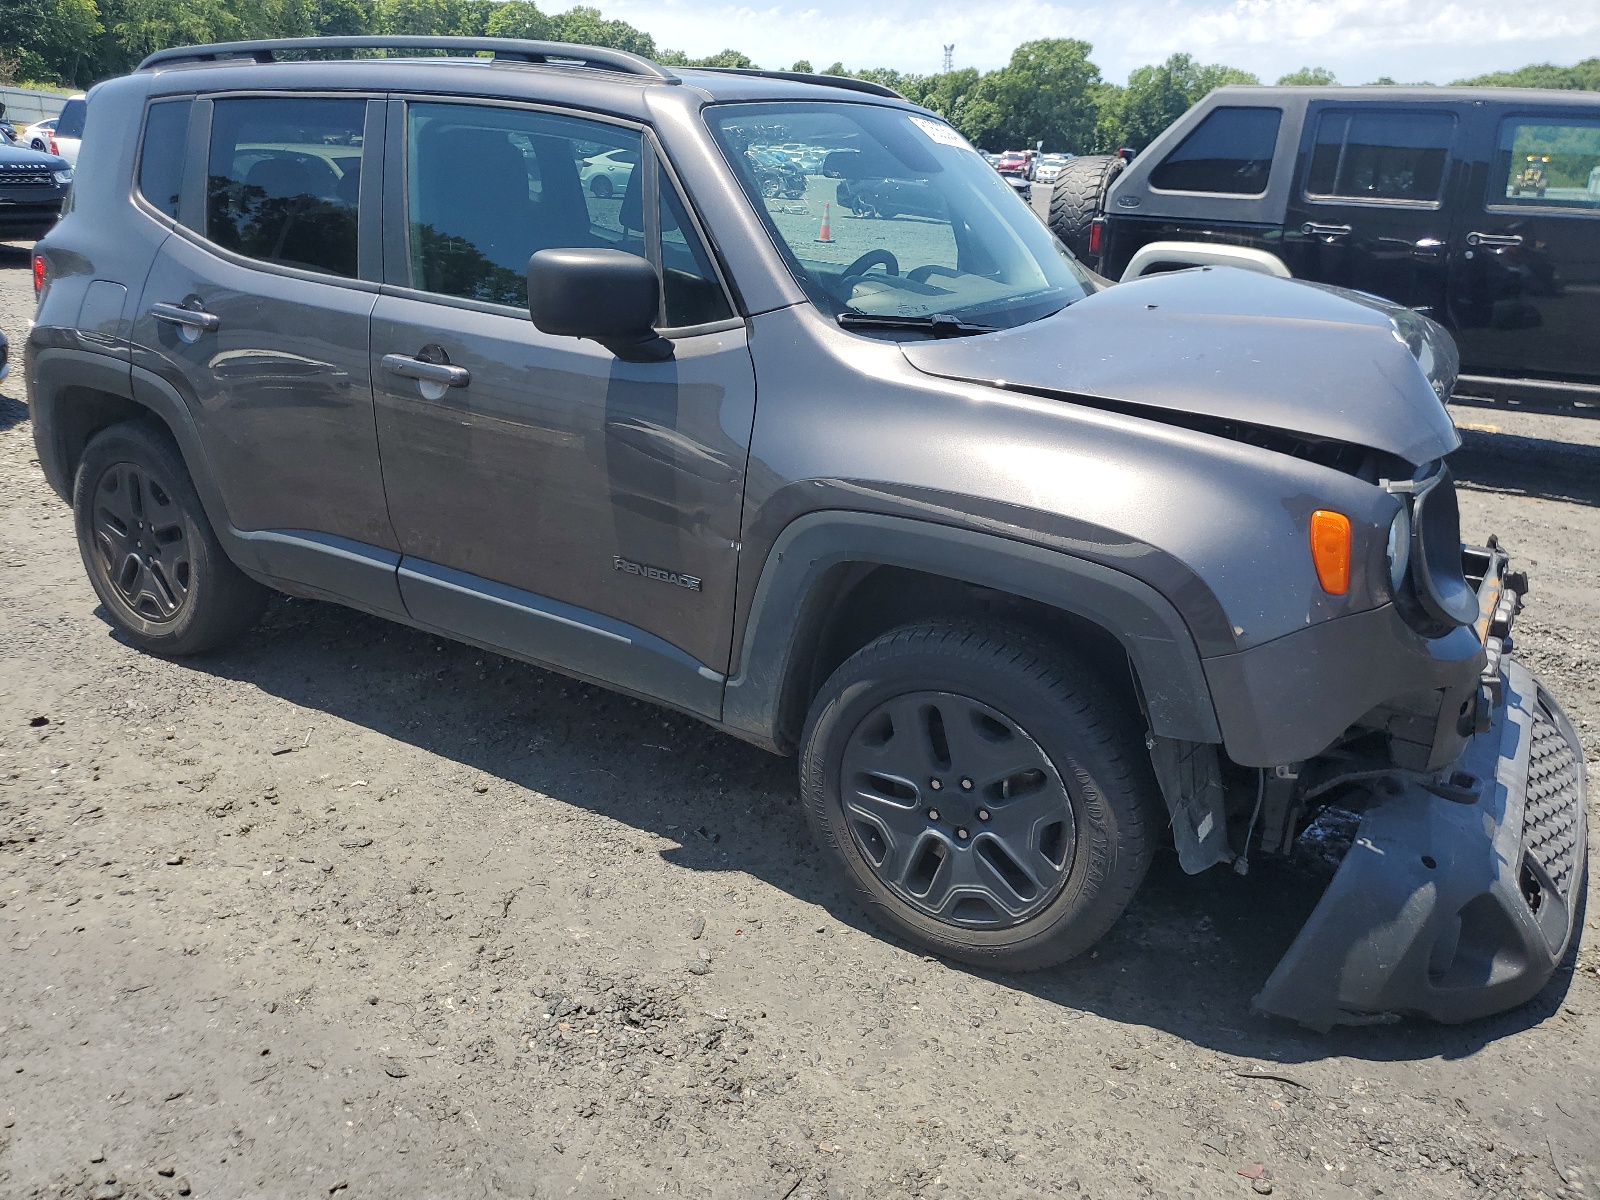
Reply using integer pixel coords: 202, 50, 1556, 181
1033, 154, 1074, 185
578, 147, 638, 199
22, 117, 57, 153
24, 95, 85, 166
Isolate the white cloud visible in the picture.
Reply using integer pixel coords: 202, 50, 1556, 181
595, 0, 1600, 84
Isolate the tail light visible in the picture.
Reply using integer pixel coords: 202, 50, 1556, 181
47, 133, 59, 156
33, 253, 47, 297
1087, 217, 1106, 256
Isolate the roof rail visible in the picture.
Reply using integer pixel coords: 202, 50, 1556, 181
690, 68, 904, 100
136, 35, 680, 82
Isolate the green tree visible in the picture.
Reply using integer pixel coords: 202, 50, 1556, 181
104, 0, 241, 63
691, 48, 755, 68
484, 0, 553, 40
789, 58, 811, 73
1096, 53, 1257, 151
960, 38, 1101, 152
1277, 66, 1337, 85
1455, 57, 1600, 90
0, 0, 102, 84
548, 6, 656, 56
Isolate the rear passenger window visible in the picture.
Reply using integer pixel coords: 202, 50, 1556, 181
1491, 117, 1600, 210
137, 100, 190, 219
1306, 110, 1455, 203
405, 103, 643, 308
1148, 107, 1281, 195
205, 97, 365, 278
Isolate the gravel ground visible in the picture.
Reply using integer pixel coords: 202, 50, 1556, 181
1, 241, 1597, 1200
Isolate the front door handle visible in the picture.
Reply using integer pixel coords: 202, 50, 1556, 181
149, 302, 220, 334
1302, 222, 1352, 237
1465, 231, 1523, 248
382, 353, 471, 389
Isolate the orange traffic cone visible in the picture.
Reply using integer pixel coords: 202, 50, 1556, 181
816, 201, 834, 243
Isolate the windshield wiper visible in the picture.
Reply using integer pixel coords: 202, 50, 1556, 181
837, 311, 996, 338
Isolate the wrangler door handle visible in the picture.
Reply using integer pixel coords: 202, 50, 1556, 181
382, 353, 471, 389
1302, 222, 1352, 237
149, 302, 220, 333
1466, 231, 1523, 248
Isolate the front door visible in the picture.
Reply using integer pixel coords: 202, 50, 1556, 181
372, 99, 753, 718
1446, 107, 1600, 383
1285, 103, 1470, 315
131, 93, 402, 611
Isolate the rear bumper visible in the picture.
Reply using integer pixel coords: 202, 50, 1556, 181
1254, 657, 1588, 1030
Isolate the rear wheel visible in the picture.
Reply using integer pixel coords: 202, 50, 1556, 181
1047, 154, 1126, 265
590, 175, 613, 199
799, 622, 1161, 971
73, 421, 268, 656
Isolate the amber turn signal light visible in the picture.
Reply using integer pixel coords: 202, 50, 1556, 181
1310, 510, 1351, 595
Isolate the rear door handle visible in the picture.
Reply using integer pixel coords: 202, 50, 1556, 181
149, 302, 220, 334
1302, 222, 1352, 237
1466, 231, 1523, 248
382, 353, 471, 389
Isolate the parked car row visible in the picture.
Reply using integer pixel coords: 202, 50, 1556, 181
0, 94, 83, 245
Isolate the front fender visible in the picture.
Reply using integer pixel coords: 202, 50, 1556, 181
721, 510, 1222, 752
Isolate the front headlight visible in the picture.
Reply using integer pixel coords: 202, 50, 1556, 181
1386, 506, 1411, 594
52, 169, 72, 186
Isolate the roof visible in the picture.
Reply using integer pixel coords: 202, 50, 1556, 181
1208, 84, 1600, 107
136, 36, 913, 107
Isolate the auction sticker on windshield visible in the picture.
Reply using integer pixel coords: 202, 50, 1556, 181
910, 115, 972, 150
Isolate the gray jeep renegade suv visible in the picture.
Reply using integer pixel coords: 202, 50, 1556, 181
26, 36, 1588, 1030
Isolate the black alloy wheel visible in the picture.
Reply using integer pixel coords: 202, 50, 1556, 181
88, 461, 192, 622
839, 690, 1075, 928
800, 621, 1161, 971
72, 420, 269, 655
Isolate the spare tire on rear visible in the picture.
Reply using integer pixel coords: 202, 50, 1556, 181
1047, 154, 1126, 265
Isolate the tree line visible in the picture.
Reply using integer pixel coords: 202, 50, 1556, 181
3, 0, 1597, 153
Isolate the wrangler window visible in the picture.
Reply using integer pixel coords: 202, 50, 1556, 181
1491, 117, 1600, 211
1148, 107, 1281, 195
1307, 110, 1455, 203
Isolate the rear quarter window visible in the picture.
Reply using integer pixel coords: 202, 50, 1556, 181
1148, 107, 1282, 195
137, 100, 191, 219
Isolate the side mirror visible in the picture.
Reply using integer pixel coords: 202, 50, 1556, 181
821, 149, 860, 180
527, 248, 672, 363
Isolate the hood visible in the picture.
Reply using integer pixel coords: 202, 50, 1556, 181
0, 144, 68, 169
901, 267, 1461, 465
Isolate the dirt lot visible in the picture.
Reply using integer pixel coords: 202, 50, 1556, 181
1, 243, 1597, 1200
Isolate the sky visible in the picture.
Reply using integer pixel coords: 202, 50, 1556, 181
599, 0, 1600, 86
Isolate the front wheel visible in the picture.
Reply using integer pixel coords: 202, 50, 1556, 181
590, 175, 613, 199
799, 622, 1161, 971
73, 421, 269, 656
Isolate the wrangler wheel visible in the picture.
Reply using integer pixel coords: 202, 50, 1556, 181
73, 421, 268, 655
800, 621, 1161, 970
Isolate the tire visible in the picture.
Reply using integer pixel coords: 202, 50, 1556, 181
799, 621, 1161, 972
1047, 154, 1126, 264
590, 175, 612, 199
72, 420, 269, 656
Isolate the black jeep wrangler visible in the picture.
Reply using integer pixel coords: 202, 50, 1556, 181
1050, 86, 1600, 408
25, 39, 1588, 1029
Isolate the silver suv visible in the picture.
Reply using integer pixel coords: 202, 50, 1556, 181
25, 36, 1587, 1029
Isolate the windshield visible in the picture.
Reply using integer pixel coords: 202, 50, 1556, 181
707, 102, 1093, 331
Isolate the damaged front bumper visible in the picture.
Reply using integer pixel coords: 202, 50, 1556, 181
1254, 552, 1589, 1031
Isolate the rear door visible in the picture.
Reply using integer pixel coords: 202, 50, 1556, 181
1446, 106, 1600, 382
131, 92, 402, 612
1285, 102, 1470, 314
370, 98, 754, 717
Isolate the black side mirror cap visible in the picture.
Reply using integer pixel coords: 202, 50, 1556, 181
527, 248, 673, 363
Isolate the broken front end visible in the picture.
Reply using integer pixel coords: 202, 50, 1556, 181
1160, 511, 1587, 1031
